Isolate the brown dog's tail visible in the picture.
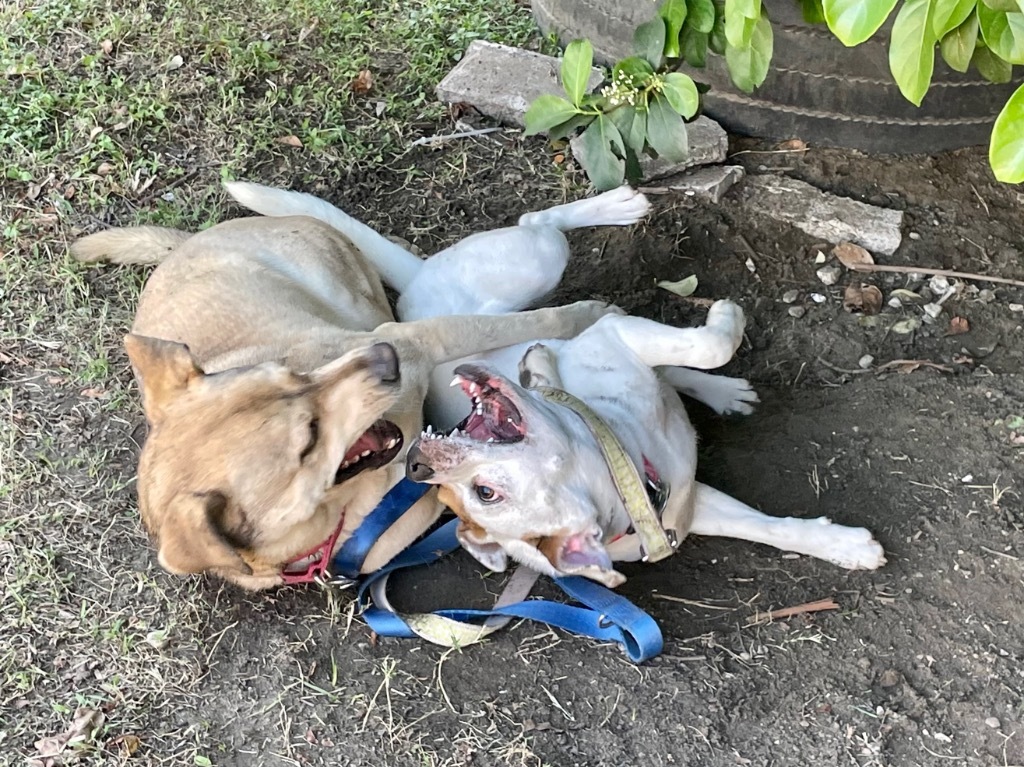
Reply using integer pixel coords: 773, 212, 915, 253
71, 226, 191, 265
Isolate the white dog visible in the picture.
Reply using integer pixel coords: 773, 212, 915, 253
404, 302, 887, 587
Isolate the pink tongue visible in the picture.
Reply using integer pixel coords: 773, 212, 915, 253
344, 430, 382, 463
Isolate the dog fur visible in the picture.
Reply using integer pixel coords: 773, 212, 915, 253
73, 182, 650, 589
405, 302, 887, 587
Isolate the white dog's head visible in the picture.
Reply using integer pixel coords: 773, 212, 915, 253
405, 364, 627, 587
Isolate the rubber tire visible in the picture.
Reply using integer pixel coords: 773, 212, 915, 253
533, 0, 1024, 154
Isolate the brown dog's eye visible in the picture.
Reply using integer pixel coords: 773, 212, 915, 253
300, 418, 319, 460
474, 483, 498, 503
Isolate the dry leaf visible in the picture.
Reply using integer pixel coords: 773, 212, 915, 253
297, 17, 319, 43
833, 241, 874, 270
776, 138, 807, 151
276, 135, 303, 148
63, 185, 76, 200
81, 387, 106, 398
100, 39, 113, 55
166, 54, 184, 71
96, 162, 115, 176
947, 316, 969, 335
89, 125, 104, 141
553, 153, 565, 164
889, 288, 923, 304
351, 69, 373, 94
35, 707, 104, 760
842, 283, 882, 315
657, 275, 698, 298
108, 734, 141, 756
891, 317, 921, 335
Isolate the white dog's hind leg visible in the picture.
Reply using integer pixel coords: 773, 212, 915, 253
601, 299, 745, 370
517, 186, 651, 230
688, 483, 886, 570
659, 368, 759, 415
225, 181, 424, 292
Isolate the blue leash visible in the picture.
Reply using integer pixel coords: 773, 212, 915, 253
334, 485, 663, 663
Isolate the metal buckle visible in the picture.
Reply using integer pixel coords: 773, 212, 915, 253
314, 569, 358, 590
646, 476, 670, 515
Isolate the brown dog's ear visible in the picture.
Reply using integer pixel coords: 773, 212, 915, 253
124, 334, 204, 425
155, 492, 253, 577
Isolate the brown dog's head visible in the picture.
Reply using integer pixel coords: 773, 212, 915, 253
126, 333, 405, 589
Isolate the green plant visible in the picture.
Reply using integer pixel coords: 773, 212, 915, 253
525, 0, 1024, 188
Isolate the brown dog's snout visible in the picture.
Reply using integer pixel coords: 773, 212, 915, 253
367, 342, 400, 384
405, 442, 435, 482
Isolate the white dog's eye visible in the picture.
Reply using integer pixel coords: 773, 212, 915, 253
474, 483, 499, 503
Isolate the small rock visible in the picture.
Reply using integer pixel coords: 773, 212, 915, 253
978, 289, 996, 303
909, 232, 921, 240
985, 717, 1001, 729
924, 303, 944, 319
788, 305, 807, 318
782, 289, 800, 304
814, 251, 827, 264
961, 474, 974, 483
1009, 303, 1024, 313
858, 354, 874, 369
816, 265, 841, 285
879, 668, 901, 687
810, 293, 827, 303
918, 287, 934, 302
887, 297, 902, 309
929, 275, 950, 293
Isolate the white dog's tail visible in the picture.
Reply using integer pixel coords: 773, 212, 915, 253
71, 227, 191, 265
516, 186, 651, 232
224, 181, 423, 292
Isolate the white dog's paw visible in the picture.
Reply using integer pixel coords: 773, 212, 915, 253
811, 521, 887, 570
704, 376, 759, 415
588, 185, 652, 225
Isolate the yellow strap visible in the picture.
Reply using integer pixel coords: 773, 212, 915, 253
535, 387, 675, 563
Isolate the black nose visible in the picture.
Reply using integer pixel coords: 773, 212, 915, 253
367, 342, 400, 384
405, 443, 435, 482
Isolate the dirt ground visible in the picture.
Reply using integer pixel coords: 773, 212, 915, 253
5, 106, 1024, 767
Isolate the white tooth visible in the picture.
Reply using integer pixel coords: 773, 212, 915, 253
426, 425, 433, 435
487, 438, 494, 443
361, 450, 371, 457
386, 438, 396, 448
476, 404, 483, 415
449, 376, 462, 388
507, 417, 514, 423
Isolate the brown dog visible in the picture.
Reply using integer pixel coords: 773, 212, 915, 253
73, 183, 619, 589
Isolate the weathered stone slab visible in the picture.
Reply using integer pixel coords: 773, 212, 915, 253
655, 165, 745, 204
742, 175, 903, 255
436, 40, 603, 128
569, 116, 729, 182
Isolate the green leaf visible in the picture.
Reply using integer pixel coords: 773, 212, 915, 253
725, 13, 774, 93
194, 757, 213, 767
725, 5, 759, 47
524, 94, 583, 136
973, 38, 1014, 80
933, 0, 977, 37
657, 274, 699, 296
662, 72, 700, 117
982, 0, 1019, 11
730, 0, 762, 20
646, 93, 690, 161
801, 0, 826, 24
548, 112, 597, 141
990, 82, 1024, 182
659, 0, 689, 56
634, 18, 668, 66
578, 114, 626, 190
561, 39, 593, 107
710, 0, 728, 53
681, 26, 710, 66
613, 55, 656, 87
608, 104, 648, 152
940, 12, 979, 71
888, 0, 936, 106
687, 0, 716, 33
977, 4, 1024, 63
824, 0, 898, 46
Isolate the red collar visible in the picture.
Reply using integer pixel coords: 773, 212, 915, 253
280, 518, 345, 585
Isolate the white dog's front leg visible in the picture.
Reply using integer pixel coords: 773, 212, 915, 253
689, 483, 886, 570
602, 300, 746, 370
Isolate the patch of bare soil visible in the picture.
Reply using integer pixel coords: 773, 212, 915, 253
8, 135, 1023, 766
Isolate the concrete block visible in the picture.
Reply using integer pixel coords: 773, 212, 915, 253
656, 165, 744, 204
436, 40, 604, 128
570, 116, 729, 182
742, 175, 903, 255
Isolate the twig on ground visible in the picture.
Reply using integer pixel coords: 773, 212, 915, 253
410, 127, 502, 147
746, 598, 838, 626
846, 261, 1024, 288
817, 357, 955, 376
134, 167, 203, 209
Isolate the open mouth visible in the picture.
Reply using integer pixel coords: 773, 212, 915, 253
334, 419, 403, 484
427, 364, 525, 444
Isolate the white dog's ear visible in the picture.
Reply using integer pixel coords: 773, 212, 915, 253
456, 520, 509, 573
539, 530, 626, 587
124, 334, 204, 426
